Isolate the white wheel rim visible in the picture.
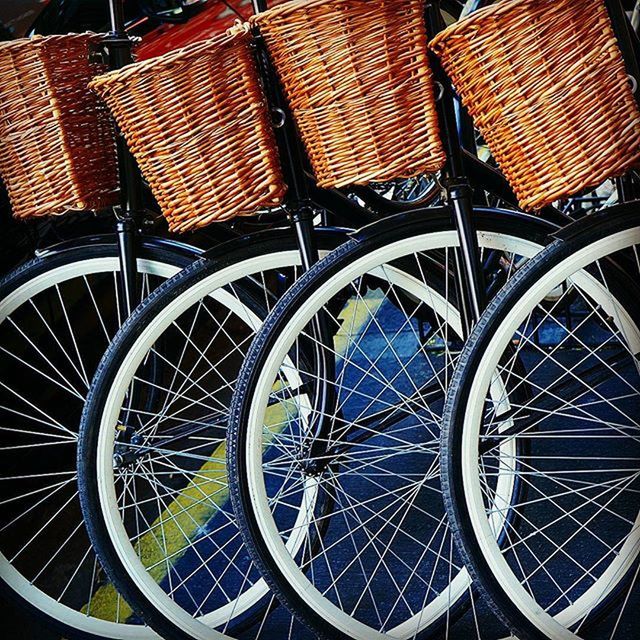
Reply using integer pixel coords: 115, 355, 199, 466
242, 231, 542, 639
459, 228, 640, 640
95, 250, 323, 640
0, 256, 181, 639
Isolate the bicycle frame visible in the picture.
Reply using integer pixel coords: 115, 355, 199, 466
251, 0, 489, 334
242, 0, 640, 467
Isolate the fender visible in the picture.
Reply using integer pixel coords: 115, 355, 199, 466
199, 207, 563, 269
352, 206, 562, 246
201, 225, 351, 264
34, 233, 204, 260
551, 200, 640, 243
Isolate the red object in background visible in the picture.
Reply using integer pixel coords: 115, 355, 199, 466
0, 2, 286, 59
135, 0, 285, 60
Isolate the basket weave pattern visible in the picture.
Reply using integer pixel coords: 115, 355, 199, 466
90, 30, 285, 233
0, 34, 118, 219
431, 0, 640, 211
253, 0, 445, 189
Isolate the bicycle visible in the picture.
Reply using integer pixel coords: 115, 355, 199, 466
0, 0, 519, 637
220, 0, 640, 639
72, 0, 637, 638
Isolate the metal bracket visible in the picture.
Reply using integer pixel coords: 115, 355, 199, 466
272, 107, 287, 128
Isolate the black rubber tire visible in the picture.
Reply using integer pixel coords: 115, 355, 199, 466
440, 208, 640, 640
0, 240, 197, 640
77, 232, 345, 640
227, 211, 556, 640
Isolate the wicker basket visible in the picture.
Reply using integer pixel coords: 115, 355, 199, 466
89, 28, 286, 233
431, 0, 640, 211
0, 34, 119, 219
252, 0, 445, 189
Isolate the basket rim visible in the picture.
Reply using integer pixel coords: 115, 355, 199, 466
251, 0, 412, 26
0, 32, 104, 52
89, 27, 248, 89
430, 0, 556, 49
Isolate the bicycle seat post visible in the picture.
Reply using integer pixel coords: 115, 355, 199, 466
106, 0, 145, 319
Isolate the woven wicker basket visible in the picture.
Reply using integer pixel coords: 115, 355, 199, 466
0, 34, 119, 219
252, 0, 445, 189
431, 0, 640, 211
90, 28, 285, 233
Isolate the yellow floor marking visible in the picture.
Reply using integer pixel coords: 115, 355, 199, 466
84, 290, 381, 622
83, 440, 228, 622
334, 289, 384, 355
85, 399, 291, 623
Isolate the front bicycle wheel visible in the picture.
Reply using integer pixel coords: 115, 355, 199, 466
227, 209, 555, 640
77, 230, 345, 640
441, 206, 640, 640
0, 240, 196, 639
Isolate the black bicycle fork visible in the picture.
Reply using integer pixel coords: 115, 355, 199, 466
426, 1, 487, 335
107, 0, 145, 321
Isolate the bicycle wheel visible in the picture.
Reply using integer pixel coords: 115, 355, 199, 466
227, 209, 556, 640
77, 230, 346, 640
441, 206, 640, 640
0, 239, 197, 639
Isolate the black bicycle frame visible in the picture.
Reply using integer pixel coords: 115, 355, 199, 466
244, 0, 640, 467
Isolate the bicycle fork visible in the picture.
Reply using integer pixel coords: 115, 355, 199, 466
427, 0, 487, 336
250, 10, 337, 472
106, 1, 148, 452
107, 0, 145, 321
